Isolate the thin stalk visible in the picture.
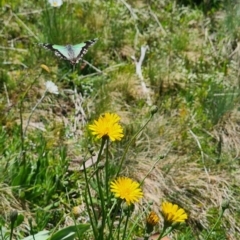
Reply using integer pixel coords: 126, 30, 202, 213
122, 208, 131, 240
18, 77, 40, 165
116, 114, 153, 176
139, 149, 171, 186
126, 207, 149, 240
105, 138, 109, 199
117, 209, 124, 240
104, 138, 111, 232
13, 12, 39, 41
9, 211, 18, 240
157, 225, 171, 240
29, 219, 36, 240
107, 199, 121, 240
23, 90, 47, 138
19, 102, 26, 164
83, 161, 98, 239
9, 224, 14, 240
65, 186, 84, 240
53, 7, 57, 38
0, 228, 4, 240
205, 209, 224, 240
48, 215, 67, 239
72, 213, 81, 240
95, 138, 107, 240
143, 234, 149, 240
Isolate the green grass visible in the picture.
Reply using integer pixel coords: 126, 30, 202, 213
1, 0, 240, 239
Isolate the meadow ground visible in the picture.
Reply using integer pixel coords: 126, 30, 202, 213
1, 0, 240, 239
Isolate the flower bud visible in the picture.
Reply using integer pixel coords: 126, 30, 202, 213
150, 105, 158, 116
9, 210, 18, 224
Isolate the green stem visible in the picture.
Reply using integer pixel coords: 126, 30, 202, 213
18, 77, 40, 165
29, 219, 36, 240
157, 226, 168, 240
104, 138, 111, 232
205, 209, 224, 240
9, 223, 14, 240
83, 162, 98, 239
66, 188, 82, 240
126, 206, 150, 240
0, 228, 4, 240
105, 138, 109, 200
143, 235, 149, 240
139, 152, 170, 186
49, 215, 66, 239
95, 138, 107, 240
117, 209, 124, 240
122, 207, 131, 240
157, 223, 172, 240
23, 90, 47, 137
116, 114, 153, 176
106, 199, 120, 240
19, 102, 25, 165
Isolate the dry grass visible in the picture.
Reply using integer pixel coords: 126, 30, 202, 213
1, 0, 240, 238
0, 184, 32, 230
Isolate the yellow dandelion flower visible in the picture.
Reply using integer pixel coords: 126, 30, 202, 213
146, 211, 160, 234
89, 113, 124, 141
147, 211, 160, 226
161, 202, 188, 224
110, 177, 143, 205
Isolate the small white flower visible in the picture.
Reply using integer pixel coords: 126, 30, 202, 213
48, 0, 63, 7
45, 81, 59, 95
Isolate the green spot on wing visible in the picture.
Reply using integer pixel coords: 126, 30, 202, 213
52, 45, 70, 58
72, 43, 86, 55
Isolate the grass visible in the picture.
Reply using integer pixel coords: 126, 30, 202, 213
1, 0, 240, 239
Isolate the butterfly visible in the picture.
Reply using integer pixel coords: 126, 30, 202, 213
39, 38, 98, 65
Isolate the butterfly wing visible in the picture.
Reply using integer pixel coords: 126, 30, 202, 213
39, 43, 71, 61
72, 38, 98, 64
39, 38, 98, 65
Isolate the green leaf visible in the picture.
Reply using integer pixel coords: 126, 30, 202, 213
14, 214, 24, 228
22, 230, 50, 240
0, 215, 6, 226
50, 224, 90, 240
0, 226, 8, 238
53, 232, 75, 240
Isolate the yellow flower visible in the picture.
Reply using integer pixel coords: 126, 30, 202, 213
161, 202, 188, 224
72, 206, 81, 218
89, 113, 124, 141
146, 211, 160, 226
110, 177, 143, 205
